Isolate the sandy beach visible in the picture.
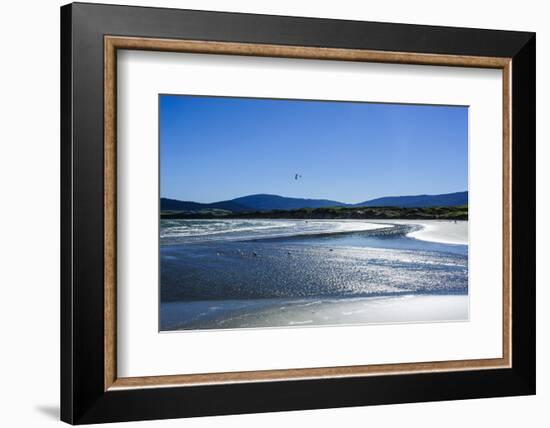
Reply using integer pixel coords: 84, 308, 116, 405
366, 219, 468, 245
161, 294, 468, 331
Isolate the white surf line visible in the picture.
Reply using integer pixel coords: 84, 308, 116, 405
207, 221, 393, 242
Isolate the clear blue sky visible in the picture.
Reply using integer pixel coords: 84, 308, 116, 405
160, 95, 468, 203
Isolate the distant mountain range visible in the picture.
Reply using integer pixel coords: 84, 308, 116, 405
230, 194, 346, 211
161, 191, 467, 212
160, 198, 250, 212
353, 191, 468, 208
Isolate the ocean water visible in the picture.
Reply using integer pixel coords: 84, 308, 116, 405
160, 219, 468, 330
160, 218, 388, 244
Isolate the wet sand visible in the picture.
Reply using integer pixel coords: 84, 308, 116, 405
160, 219, 468, 331
161, 295, 468, 331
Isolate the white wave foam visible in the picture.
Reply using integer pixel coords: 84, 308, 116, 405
161, 219, 391, 244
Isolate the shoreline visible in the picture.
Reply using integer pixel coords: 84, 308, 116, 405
161, 218, 468, 247
160, 219, 468, 331
160, 294, 469, 331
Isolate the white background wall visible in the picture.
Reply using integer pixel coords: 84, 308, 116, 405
0, 0, 546, 426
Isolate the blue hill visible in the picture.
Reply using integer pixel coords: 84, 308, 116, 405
160, 198, 250, 212
355, 191, 468, 208
161, 191, 468, 212
230, 194, 345, 211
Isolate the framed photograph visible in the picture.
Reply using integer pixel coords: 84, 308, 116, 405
61, 2, 535, 424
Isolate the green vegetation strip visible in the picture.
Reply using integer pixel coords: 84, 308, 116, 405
161, 205, 468, 220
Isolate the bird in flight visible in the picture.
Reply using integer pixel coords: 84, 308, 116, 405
294, 173, 302, 180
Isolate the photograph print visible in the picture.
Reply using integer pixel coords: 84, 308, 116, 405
159, 95, 468, 331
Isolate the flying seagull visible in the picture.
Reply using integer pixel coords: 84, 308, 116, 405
294, 173, 302, 180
